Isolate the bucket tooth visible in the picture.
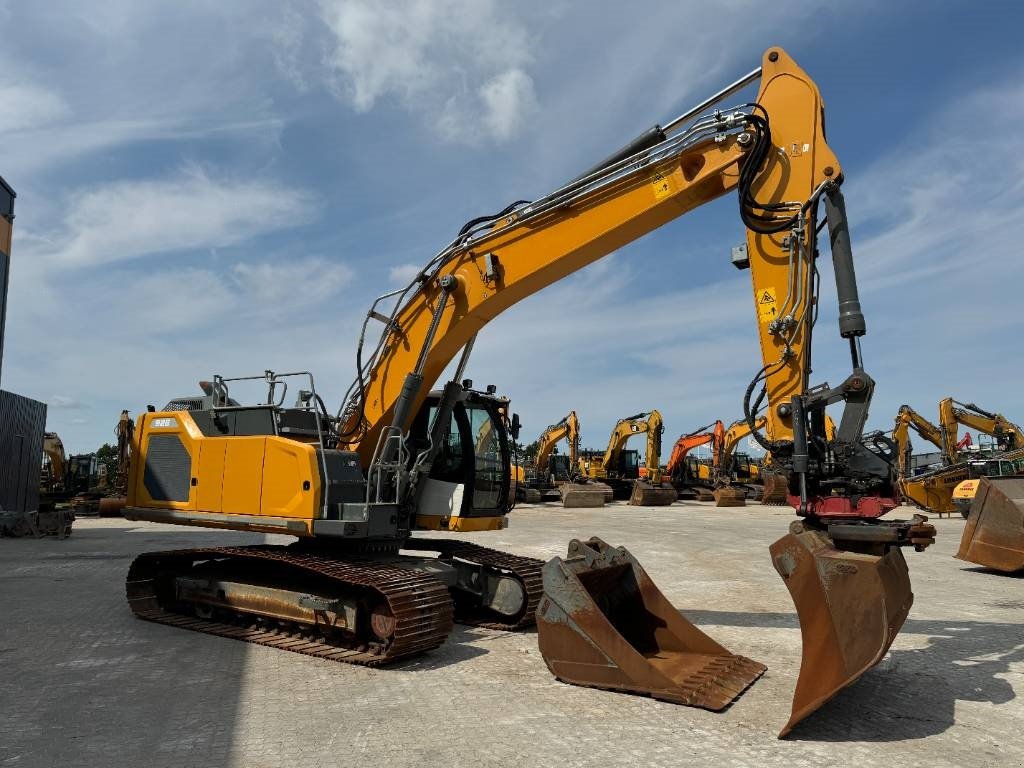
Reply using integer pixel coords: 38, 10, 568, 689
955, 476, 1024, 572
629, 480, 678, 506
770, 526, 913, 737
536, 537, 765, 711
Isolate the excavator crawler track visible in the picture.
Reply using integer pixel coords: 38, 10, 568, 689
402, 538, 544, 629
126, 545, 453, 666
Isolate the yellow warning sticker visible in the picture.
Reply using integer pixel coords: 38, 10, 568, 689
650, 169, 674, 200
757, 286, 778, 324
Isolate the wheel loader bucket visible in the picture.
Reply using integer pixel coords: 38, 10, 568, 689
629, 480, 678, 506
955, 476, 1024, 572
770, 526, 913, 737
760, 472, 790, 505
713, 486, 746, 507
536, 537, 766, 710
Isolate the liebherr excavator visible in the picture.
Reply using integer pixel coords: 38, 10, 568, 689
124, 48, 935, 737
578, 410, 678, 505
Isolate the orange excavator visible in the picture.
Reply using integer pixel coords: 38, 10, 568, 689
664, 420, 724, 500
123, 48, 934, 737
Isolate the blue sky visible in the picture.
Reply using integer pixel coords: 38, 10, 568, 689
1, 1, 1021, 456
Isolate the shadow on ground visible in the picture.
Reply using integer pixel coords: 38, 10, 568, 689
682, 608, 1023, 742
0, 525, 493, 767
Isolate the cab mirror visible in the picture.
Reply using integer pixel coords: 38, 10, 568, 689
511, 413, 522, 441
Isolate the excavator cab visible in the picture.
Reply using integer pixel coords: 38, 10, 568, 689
407, 388, 515, 531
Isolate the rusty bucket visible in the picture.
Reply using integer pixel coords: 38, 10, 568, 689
536, 537, 765, 710
629, 480, 679, 507
713, 486, 746, 507
770, 524, 913, 737
98, 496, 127, 516
955, 476, 1024, 572
760, 472, 790, 505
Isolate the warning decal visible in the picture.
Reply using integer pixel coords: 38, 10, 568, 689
757, 286, 778, 324
650, 170, 674, 200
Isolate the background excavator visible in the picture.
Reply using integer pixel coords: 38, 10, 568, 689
123, 48, 934, 737
936, 399, 1024, 572
520, 411, 598, 507
577, 410, 677, 505
664, 420, 722, 501
895, 399, 1024, 524
710, 417, 767, 507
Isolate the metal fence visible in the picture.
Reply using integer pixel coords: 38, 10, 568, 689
0, 389, 46, 512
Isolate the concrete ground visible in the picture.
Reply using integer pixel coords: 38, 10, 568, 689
1, 503, 1022, 768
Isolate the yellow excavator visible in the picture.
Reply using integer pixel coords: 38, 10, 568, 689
891, 404, 962, 515
527, 411, 609, 507
577, 410, 678, 505
896, 399, 1024, 521
941, 398, 1024, 462
937, 399, 1024, 572
123, 48, 935, 737
711, 417, 767, 507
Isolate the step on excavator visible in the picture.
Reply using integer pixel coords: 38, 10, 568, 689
123, 47, 934, 738
577, 410, 678, 505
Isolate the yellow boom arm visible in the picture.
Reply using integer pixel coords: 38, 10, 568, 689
338, 48, 834, 470
535, 411, 580, 476
893, 404, 947, 474
941, 398, 1024, 463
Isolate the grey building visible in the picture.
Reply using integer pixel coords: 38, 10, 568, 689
0, 176, 47, 515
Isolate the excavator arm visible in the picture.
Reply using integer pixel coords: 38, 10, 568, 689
893, 404, 948, 474
665, 420, 723, 479
715, 416, 766, 474
943, 398, 1024, 461
535, 411, 580, 476
593, 411, 656, 478
41, 432, 67, 491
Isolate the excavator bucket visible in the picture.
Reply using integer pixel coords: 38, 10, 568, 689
955, 476, 1024, 572
713, 486, 746, 507
559, 483, 607, 508
536, 538, 766, 710
760, 471, 790, 505
770, 525, 914, 737
629, 480, 679, 506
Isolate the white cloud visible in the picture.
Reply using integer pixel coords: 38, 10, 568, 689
48, 395, 88, 410
0, 83, 68, 133
232, 257, 353, 304
28, 166, 317, 268
318, 0, 535, 142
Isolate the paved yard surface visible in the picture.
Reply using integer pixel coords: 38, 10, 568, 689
1, 503, 1022, 767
